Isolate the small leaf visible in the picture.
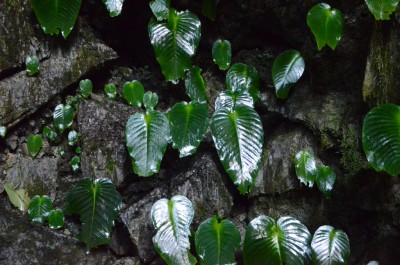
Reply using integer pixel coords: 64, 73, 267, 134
185, 66, 208, 104
49, 209, 65, 229
102, 0, 124, 17
151, 195, 196, 265
28, 195, 53, 225
311, 225, 350, 265
54, 104, 74, 133
214, 91, 254, 110
294, 150, 316, 188
150, 0, 170, 21
202, 0, 220, 21
169, 102, 209, 157
66, 178, 122, 251
68, 130, 79, 146
307, 3, 344, 51
4, 183, 30, 212
75, 146, 82, 154
26, 55, 40, 76
143, 91, 159, 111
226, 63, 260, 102
365, 0, 400, 20
195, 216, 241, 265
212, 39, 232, 70
27, 134, 43, 158
123, 81, 145, 108
0, 126, 7, 138
316, 165, 336, 199
104, 83, 117, 100
70, 156, 80, 173
78, 79, 93, 99
43, 126, 57, 141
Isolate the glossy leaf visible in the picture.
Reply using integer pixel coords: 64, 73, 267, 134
30, 0, 82, 38
28, 195, 53, 225
125, 110, 170, 177
102, 0, 124, 17
43, 126, 57, 141
66, 178, 122, 251
195, 216, 241, 265
243, 215, 311, 265
26, 55, 40, 76
185, 66, 208, 104
143, 91, 159, 111
54, 104, 74, 133
307, 3, 344, 50
123, 81, 145, 108
148, 9, 201, 83
79, 79, 93, 99
365, 0, 400, 20
68, 130, 79, 146
27, 134, 43, 158
49, 209, 65, 229
150, 0, 170, 21
0, 125, 6, 137
210, 105, 264, 194
4, 183, 30, 212
169, 102, 209, 157
70, 156, 80, 173
212, 39, 232, 70
151, 195, 196, 265
104, 83, 117, 100
202, 0, 220, 21
311, 225, 350, 265
214, 91, 254, 110
316, 166, 336, 199
362, 104, 400, 176
226, 63, 260, 102
294, 150, 316, 188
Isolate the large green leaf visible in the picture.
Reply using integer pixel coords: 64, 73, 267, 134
28, 195, 53, 225
272, 50, 305, 99
169, 102, 209, 157
185, 66, 208, 104
365, 0, 400, 20
148, 9, 201, 83
362, 104, 400, 176
212, 39, 232, 71
27, 134, 43, 158
66, 178, 122, 251
307, 3, 344, 51
214, 91, 254, 110
150, 0, 170, 21
151, 195, 196, 265
102, 0, 124, 17
30, 0, 82, 38
195, 216, 241, 265
53, 104, 74, 133
123, 81, 145, 108
49, 209, 65, 229
125, 110, 170, 177
226, 63, 260, 102
210, 105, 264, 194
294, 150, 316, 188
315, 166, 336, 199
243, 216, 311, 265
4, 183, 30, 212
311, 225, 350, 265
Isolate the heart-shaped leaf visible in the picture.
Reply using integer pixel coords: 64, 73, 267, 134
151, 195, 196, 265
49, 209, 65, 229
54, 104, 74, 133
202, 0, 220, 21
27, 134, 43, 158
195, 216, 241, 265
214, 91, 254, 110
28, 195, 53, 225
272, 50, 305, 99
143, 91, 159, 111
362, 104, 400, 176
104, 83, 117, 100
0, 125, 7, 138
30, 0, 82, 38
148, 9, 201, 83
79, 79, 93, 99
294, 150, 316, 188
185, 66, 208, 104
26, 55, 40, 76
311, 225, 350, 265
102, 0, 124, 17
211, 105, 264, 194
365, 0, 400, 20
125, 110, 170, 177
226, 63, 260, 102
316, 165, 336, 199
68, 130, 79, 146
66, 178, 122, 251
212, 39, 232, 70
307, 3, 344, 50
123, 81, 145, 108
150, 0, 170, 21
169, 102, 209, 157
243, 215, 311, 265
4, 183, 30, 212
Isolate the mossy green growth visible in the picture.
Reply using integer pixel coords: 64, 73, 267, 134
340, 126, 368, 173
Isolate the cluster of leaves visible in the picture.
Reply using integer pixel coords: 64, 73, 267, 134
29, 195, 65, 229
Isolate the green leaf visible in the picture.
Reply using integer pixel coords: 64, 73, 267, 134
104, 83, 117, 100
195, 216, 241, 265
27, 134, 43, 158
365, 0, 400, 20
102, 0, 124, 17
0, 125, 7, 138
150, 0, 170, 21
54, 104, 74, 133
79, 79, 93, 99
169, 102, 209, 157
76, 146, 82, 154
185, 66, 208, 104
212, 39, 232, 70
30, 0, 82, 38
43, 126, 57, 141
316, 166, 336, 199
26, 55, 40, 76
143, 91, 159, 111
272, 50, 305, 99
123, 81, 145, 108
243, 216, 311, 265
4, 183, 30, 212
215, 91, 254, 110
148, 9, 201, 83
68, 130, 79, 146
210, 105, 264, 194
362, 104, 400, 176
311, 225, 350, 265
49, 209, 65, 229
28, 195, 53, 225
70, 155, 80, 173
226, 63, 260, 102
202, 0, 220, 21
125, 110, 170, 177
294, 150, 316, 188
307, 3, 344, 51
151, 195, 196, 265
66, 178, 122, 251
